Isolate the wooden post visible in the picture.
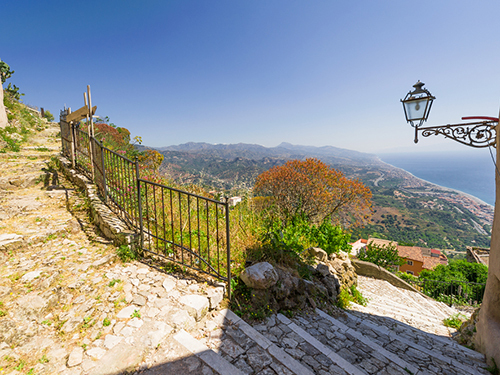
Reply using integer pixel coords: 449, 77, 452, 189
84, 91, 95, 181
68, 108, 76, 168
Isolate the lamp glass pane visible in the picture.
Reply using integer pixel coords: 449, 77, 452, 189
404, 98, 429, 121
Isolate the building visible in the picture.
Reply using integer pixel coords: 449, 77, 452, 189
398, 246, 447, 276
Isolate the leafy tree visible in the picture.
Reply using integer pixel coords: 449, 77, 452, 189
43, 110, 54, 122
254, 158, 372, 226
0, 59, 14, 84
418, 260, 488, 304
357, 242, 404, 271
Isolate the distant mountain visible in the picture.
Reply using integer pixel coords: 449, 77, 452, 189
152, 141, 382, 167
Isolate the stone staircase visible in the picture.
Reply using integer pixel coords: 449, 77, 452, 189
156, 276, 489, 375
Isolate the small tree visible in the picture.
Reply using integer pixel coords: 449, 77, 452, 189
357, 242, 404, 271
43, 110, 54, 122
254, 158, 372, 226
0, 60, 14, 84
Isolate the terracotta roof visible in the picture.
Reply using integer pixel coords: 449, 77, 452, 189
423, 255, 443, 270
398, 246, 424, 262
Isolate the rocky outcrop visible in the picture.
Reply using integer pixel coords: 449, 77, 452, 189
238, 249, 357, 314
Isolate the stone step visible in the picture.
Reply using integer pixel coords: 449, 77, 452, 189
283, 308, 489, 375
360, 287, 447, 320
195, 309, 317, 375
357, 292, 449, 327
349, 301, 453, 336
357, 277, 456, 319
173, 330, 245, 375
340, 309, 489, 374
277, 312, 417, 375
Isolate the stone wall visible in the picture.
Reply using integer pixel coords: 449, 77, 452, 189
56, 155, 140, 251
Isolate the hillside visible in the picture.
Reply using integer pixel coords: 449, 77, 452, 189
146, 142, 493, 252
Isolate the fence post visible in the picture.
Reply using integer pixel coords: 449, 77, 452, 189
70, 127, 76, 168
225, 199, 231, 299
100, 142, 107, 203
135, 157, 144, 255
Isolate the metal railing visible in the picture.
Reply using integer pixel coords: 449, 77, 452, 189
139, 180, 230, 281
59, 115, 231, 293
407, 278, 486, 306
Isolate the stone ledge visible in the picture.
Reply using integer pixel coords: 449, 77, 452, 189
56, 155, 140, 252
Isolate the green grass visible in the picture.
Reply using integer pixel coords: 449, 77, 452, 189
443, 313, 467, 329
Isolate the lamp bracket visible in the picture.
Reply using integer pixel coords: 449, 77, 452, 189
416, 120, 497, 148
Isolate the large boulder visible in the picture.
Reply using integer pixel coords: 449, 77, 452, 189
240, 262, 279, 289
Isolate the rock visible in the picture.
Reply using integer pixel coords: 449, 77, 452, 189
86, 347, 107, 359
87, 343, 144, 375
179, 295, 209, 321
315, 263, 331, 277
103, 334, 123, 349
304, 247, 328, 262
16, 294, 48, 321
20, 270, 41, 283
67, 346, 84, 367
116, 306, 137, 319
206, 286, 224, 310
240, 262, 278, 289
162, 277, 176, 292
0, 233, 24, 251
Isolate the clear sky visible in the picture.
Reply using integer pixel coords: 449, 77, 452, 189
2, 0, 500, 154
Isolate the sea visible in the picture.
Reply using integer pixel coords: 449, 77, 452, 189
378, 151, 496, 206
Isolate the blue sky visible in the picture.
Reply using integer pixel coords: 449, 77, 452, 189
2, 0, 500, 154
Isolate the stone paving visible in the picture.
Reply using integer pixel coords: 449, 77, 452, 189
0, 122, 226, 374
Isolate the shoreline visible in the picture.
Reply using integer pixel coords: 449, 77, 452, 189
377, 158, 494, 209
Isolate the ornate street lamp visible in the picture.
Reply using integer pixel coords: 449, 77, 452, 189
401, 81, 498, 146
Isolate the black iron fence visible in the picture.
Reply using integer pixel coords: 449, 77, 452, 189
406, 278, 486, 306
59, 111, 231, 293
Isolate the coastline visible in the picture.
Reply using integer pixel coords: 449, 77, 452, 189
377, 158, 494, 209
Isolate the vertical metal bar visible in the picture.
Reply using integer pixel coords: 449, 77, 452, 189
225, 200, 231, 299
162, 187, 166, 255
188, 195, 192, 268
153, 184, 158, 255
135, 157, 144, 252
170, 189, 174, 258
216, 203, 220, 276
100, 142, 107, 203
179, 191, 183, 265
197, 197, 201, 270
206, 200, 210, 272
145, 182, 151, 252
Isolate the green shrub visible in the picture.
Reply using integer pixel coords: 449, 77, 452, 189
116, 245, 137, 262
356, 242, 404, 271
443, 313, 467, 329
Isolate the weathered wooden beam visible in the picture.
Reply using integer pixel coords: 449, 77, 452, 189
66, 105, 96, 123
